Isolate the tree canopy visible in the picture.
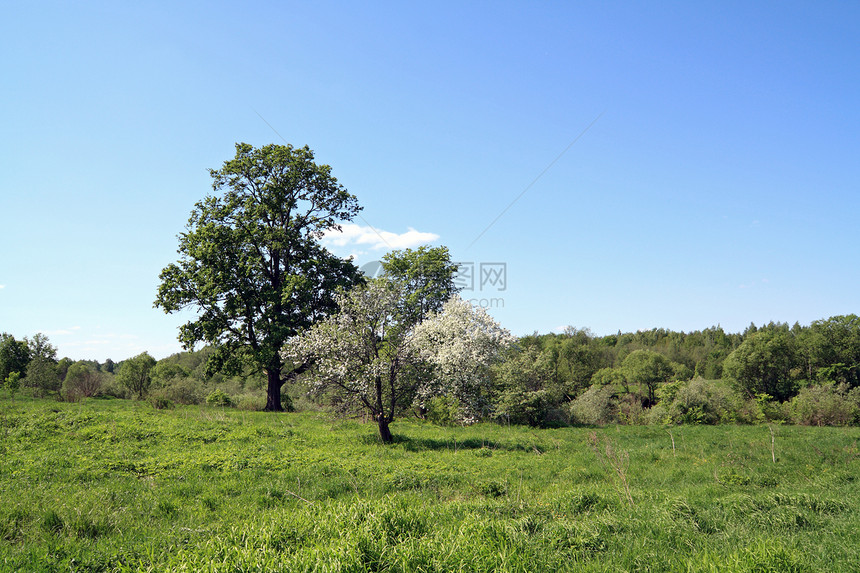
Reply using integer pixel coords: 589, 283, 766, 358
413, 296, 513, 423
286, 278, 421, 443
116, 352, 157, 398
155, 142, 363, 410
285, 246, 469, 442
0, 333, 30, 383
380, 246, 460, 325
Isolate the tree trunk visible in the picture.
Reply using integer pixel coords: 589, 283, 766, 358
377, 413, 393, 443
264, 368, 284, 412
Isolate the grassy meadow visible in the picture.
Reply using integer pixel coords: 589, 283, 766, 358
1, 398, 859, 572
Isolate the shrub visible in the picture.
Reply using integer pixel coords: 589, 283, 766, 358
569, 384, 616, 425
790, 383, 860, 426
4, 371, 22, 399
157, 377, 204, 405
616, 394, 645, 425
62, 362, 105, 401
493, 388, 552, 427
97, 376, 128, 399
740, 392, 791, 424
425, 395, 462, 426
281, 391, 294, 412
642, 403, 671, 425
206, 389, 234, 407
666, 379, 741, 425
148, 393, 174, 410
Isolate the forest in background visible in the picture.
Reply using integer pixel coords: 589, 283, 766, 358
4, 313, 860, 428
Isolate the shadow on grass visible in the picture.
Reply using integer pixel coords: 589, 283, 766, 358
359, 433, 536, 452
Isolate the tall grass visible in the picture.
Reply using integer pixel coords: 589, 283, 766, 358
0, 397, 858, 571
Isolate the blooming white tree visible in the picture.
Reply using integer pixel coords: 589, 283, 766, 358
283, 278, 425, 443
413, 296, 514, 423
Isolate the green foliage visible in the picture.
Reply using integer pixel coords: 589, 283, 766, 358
25, 333, 57, 361
425, 395, 462, 426
662, 379, 744, 425
149, 395, 174, 410
622, 349, 677, 406
724, 328, 800, 401
280, 391, 294, 412
591, 366, 626, 389
206, 389, 234, 407
116, 352, 157, 398
62, 361, 106, 401
494, 388, 553, 427
4, 371, 21, 398
789, 383, 860, 426
0, 333, 30, 384
22, 356, 60, 398
380, 245, 460, 325
152, 376, 204, 405
804, 314, 860, 387
0, 400, 859, 571
155, 142, 363, 411
569, 384, 616, 425
492, 346, 559, 427
150, 360, 190, 387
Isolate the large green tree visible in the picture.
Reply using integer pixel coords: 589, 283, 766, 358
380, 246, 460, 326
116, 352, 157, 398
22, 333, 60, 398
723, 329, 799, 401
155, 143, 362, 411
0, 333, 30, 383
621, 349, 676, 407
62, 361, 105, 401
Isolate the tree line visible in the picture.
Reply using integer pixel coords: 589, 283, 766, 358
5, 143, 859, 438
4, 313, 860, 431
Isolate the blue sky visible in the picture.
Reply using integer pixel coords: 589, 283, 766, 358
2, 1, 858, 362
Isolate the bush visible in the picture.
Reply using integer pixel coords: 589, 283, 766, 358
157, 377, 204, 405
569, 384, 616, 425
425, 395, 462, 426
665, 379, 741, 425
739, 392, 791, 424
281, 391, 294, 412
62, 363, 105, 401
493, 389, 552, 427
96, 376, 128, 399
148, 393, 174, 410
206, 389, 234, 407
616, 394, 645, 425
790, 383, 860, 426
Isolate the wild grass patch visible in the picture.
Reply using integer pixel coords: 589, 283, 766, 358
0, 399, 859, 571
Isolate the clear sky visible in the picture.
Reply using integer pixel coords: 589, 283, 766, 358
2, 1, 859, 362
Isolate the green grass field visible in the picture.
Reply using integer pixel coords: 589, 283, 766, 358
1, 398, 858, 572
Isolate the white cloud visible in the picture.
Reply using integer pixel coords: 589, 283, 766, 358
323, 223, 439, 251
0, 285, 5, 289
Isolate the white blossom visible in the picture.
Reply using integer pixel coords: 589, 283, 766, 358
412, 296, 514, 422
